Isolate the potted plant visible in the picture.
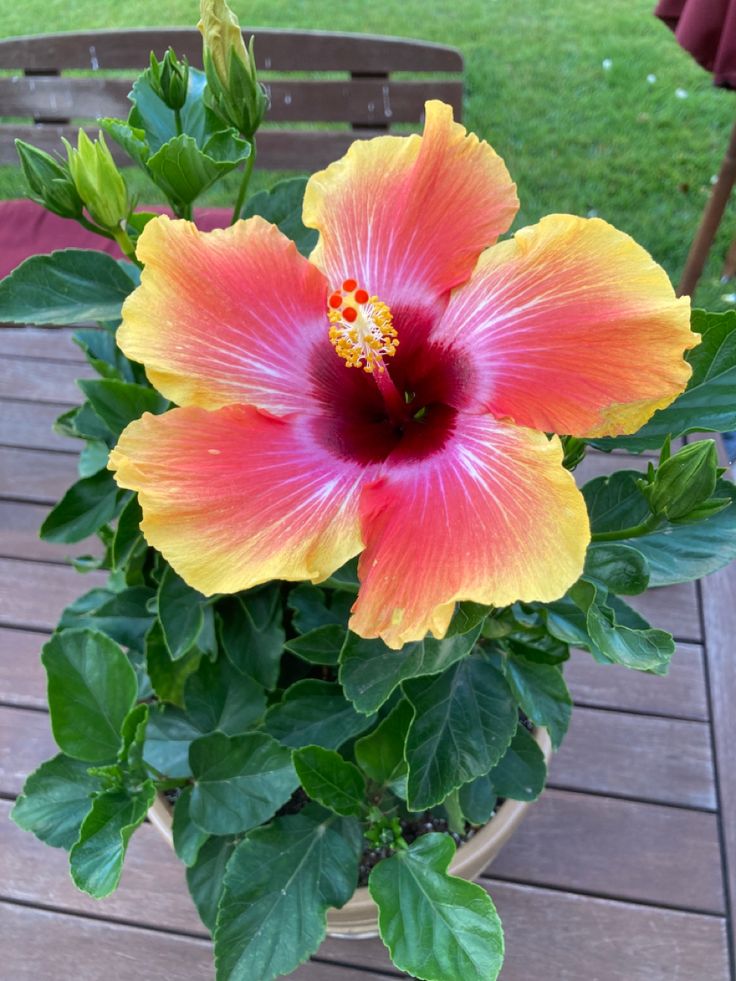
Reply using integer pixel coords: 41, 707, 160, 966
4, 3, 736, 979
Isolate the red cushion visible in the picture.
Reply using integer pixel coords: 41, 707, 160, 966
0, 199, 232, 280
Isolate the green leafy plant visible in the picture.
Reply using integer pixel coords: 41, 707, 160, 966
4, 5, 736, 980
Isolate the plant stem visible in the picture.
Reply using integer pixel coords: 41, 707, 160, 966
174, 108, 183, 136
590, 513, 663, 542
112, 226, 143, 269
76, 215, 116, 240
230, 140, 256, 225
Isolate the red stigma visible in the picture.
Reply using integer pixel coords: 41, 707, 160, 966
328, 293, 342, 309
343, 307, 358, 323
354, 288, 369, 304
342, 278, 358, 292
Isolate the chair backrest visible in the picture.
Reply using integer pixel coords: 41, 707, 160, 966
0, 28, 464, 170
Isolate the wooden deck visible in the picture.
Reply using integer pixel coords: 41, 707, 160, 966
0, 326, 734, 980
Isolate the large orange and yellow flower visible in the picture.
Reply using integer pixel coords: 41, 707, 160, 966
109, 101, 696, 649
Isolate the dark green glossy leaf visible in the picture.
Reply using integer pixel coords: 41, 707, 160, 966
112, 495, 144, 569
369, 833, 504, 981
11, 754, 101, 849
0, 249, 135, 325
265, 680, 375, 750
214, 806, 361, 981
145, 620, 201, 705
284, 624, 345, 665
403, 655, 517, 810
503, 654, 572, 750
339, 626, 481, 715
489, 724, 546, 801
78, 378, 167, 438
287, 583, 352, 634
184, 656, 265, 735
186, 835, 236, 932
69, 781, 155, 897
458, 775, 497, 826
293, 746, 366, 816
584, 543, 650, 595
158, 566, 206, 660
40, 470, 122, 543
42, 629, 137, 763
147, 131, 250, 207
143, 704, 201, 778
354, 699, 412, 789
78, 439, 109, 477
189, 731, 297, 835
218, 593, 284, 689
172, 786, 209, 867
59, 585, 156, 651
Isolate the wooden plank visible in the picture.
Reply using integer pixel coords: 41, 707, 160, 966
629, 581, 701, 641
549, 706, 716, 809
700, 562, 736, 967
0, 903, 395, 981
0, 557, 105, 631
0, 705, 55, 796
0, 400, 76, 452
0, 627, 47, 709
492, 880, 730, 981
0, 447, 78, 503
0, 356, 90, 404
0, 500, 102, 563
0, 28, 464, 73
0, 75, 462, 124
0, 327, 85, 362
0, 808, 730, 981
0, 123, 393, 169
565, 643, 709, 721
489, 789, 725, 914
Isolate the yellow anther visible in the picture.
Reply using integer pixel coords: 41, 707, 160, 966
327, 281, 398, 373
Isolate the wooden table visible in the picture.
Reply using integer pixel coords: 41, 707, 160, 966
0, 326, 734, 980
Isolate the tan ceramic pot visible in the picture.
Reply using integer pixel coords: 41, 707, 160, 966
149, 727, 552, 939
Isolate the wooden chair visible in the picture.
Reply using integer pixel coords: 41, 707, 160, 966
0, 28, 464, 171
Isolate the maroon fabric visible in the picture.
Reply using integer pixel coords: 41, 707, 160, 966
656, 0, 736, 88
0, 199, 232, 280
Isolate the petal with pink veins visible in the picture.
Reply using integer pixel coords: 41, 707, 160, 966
350, 413, 589, 649
117, 215, 330, 415
108, 405, 371, 595
432, 214, 697, 438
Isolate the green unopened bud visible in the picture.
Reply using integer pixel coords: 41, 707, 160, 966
198, 0, 269, 138
63, 130, 130, 231
644, 440, 719, 521
670, 497, 732, 525
15, 140, 84, 220
148, 47, 190, 112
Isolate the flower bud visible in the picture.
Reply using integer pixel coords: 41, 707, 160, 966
644, 440, 719, 521
63, 130, 130, 231
148, 47, 190, 112
15, 140, 84, 220
198, 0, 269, 138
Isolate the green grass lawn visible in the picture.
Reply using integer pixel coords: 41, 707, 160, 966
2, 0, 735, 309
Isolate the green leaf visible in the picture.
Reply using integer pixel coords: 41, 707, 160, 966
584, 543, 650, 595
11, 754, 101, 849
158, 566, 206, 660
78, 439, 109, 477
218, 593, 285, 690
354, 699, 413, 788
187, 834, 236, 932
403, 655, 517, 810
112, 495, 144, 569
284, 624, 345, 665
189, 731, 297, 835
369, 833, 504, 981
42, 629, 137, 763
184, 656, 266, 734
146, 620, 200, 705
242, 177, 318, 256
446, 601, 491, 637
73, 325, 138, 383
458, 775, 497, 826
214, 806, 361, 981
293, 746, 366, 816
265, 679, 375, 750
287, 583, 352, 634
69, 781, 155, 897
339, 625, 481, 715
40, 470, 122, 543
172, 786, 209, 867
78, 379, 167, 438
118, 702, 149, 776
147, 131, 250, 207
0, 249, 135, 325
594, 310, 736, 451
570, 580, 674, 673
489, 725, 546, 801
503, 654, 572, 750
59, 585, 156, 650
143, 704, 201, 778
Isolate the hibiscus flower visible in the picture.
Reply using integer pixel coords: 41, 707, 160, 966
108, 101, 696, 649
